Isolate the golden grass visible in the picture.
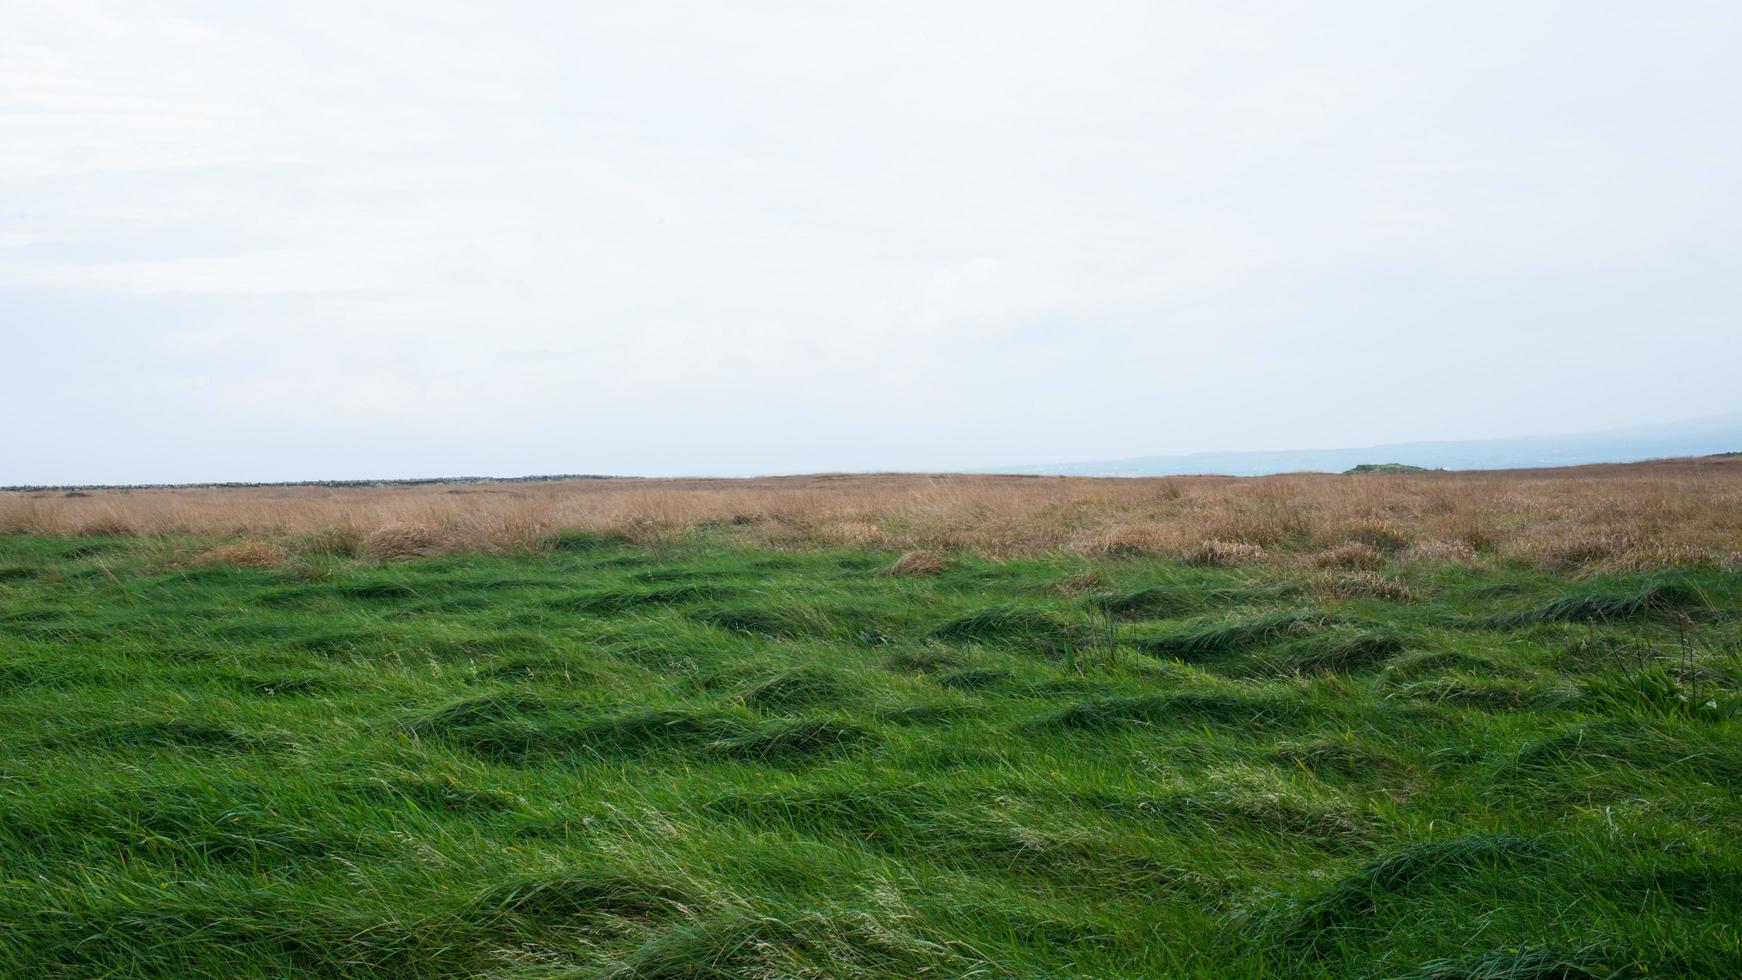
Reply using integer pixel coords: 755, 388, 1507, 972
1313, 542, 1387, 571
4, 457, 1741, 571
1310, 571, 1415, 602
192, 540, 286, 569
1187, 540, 1268, 566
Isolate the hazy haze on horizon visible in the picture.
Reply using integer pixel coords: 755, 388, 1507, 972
4, 2, 1740, 483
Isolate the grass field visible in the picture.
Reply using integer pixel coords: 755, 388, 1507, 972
2, 521, 1739, 977
8, 457, 1742, 572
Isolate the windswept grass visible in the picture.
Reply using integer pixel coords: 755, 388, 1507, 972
1493, 580, 1712, 626
1260, 834, 1549, 955
1, 533, 1738, 977
1137, 611, 1329, 661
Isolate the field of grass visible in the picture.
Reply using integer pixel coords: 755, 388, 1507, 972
2, 529, 1740, 977
8, 456, 1742, 573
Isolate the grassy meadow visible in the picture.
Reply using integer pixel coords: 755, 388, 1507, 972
2, 470, 1741, 977
8, 457, 1742, 570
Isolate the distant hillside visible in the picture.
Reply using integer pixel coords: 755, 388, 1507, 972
1344, 463, 1431, 474
988, 413, 1742, 477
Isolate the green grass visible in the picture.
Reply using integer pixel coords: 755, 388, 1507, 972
2, 534, 1740, 977
1343, 463, 1431, 474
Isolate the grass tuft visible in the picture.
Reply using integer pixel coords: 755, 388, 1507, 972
1137, 611, 1328, 661
928, 604, 1087, 654
1187, 539, 1266, 566
698, 601, 836, 639
551, 583, 723, 613
707, 718, 877, 762
1036, 690, 1300, 730
1403, 945, 1617, 980
193, 540, 286, 569
737, 667, 851, 712
1266, 834, 1546, 954
1097, 586, 1198, 620
1314, 541, 1387, 570
1255, 627, 1407, 675
363, 523, 444, 561
933, 666, 1010, 690
885, 550, 950, 576
1273, 738, 1410, 784
474, 872, 699, 923
1496, 580, 1709, 626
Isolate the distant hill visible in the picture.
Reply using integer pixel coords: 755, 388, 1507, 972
987, 413, 1742, 477
1344, 463, 1431, 474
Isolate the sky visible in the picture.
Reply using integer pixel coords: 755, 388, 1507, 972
4, 1, 1740, 483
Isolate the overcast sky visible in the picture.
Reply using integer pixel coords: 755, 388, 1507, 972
4, 2, 1740, 482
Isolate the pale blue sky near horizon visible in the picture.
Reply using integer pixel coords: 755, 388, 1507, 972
3, 1, 1740, 483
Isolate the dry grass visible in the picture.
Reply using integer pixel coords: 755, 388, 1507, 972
1313, 542, 1387, 571
1311, 572, 1415, 602
1188, 540, 1269, 566
192, 540, 286, 569
1400, 539, 1480, 565
363, 523, 444, 562
885, 550, 951, 576
4, 457, 1742, 571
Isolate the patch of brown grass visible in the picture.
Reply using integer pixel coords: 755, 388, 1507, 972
1313, 572, 1413, 602
1400, 539, 1478, 564
1313, 542, 1387, 571
1335, 521, 1411, 554
885, 550, 951, 576
364, 523, 444, 562
830, 521, 885, 547
1187, 539, 1266, 566
1530, 537, 1619, 573
1079, 523, 1171, 557
194, 541, 286, 569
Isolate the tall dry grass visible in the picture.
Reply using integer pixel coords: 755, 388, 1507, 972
4, 458, 1741, 571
